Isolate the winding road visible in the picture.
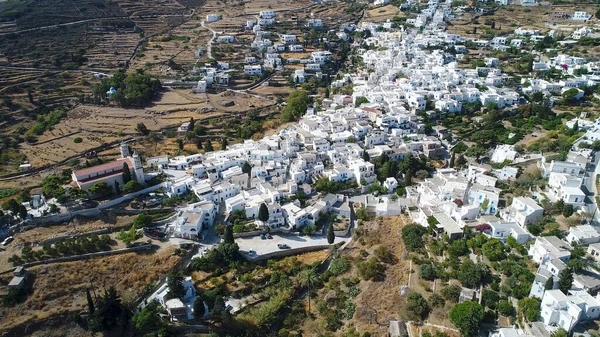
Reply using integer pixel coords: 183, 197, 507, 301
200, 20, 217, 60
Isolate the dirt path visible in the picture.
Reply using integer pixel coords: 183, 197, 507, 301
200, 20, 217, 60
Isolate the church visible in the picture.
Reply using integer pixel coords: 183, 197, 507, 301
71, 143, 145, 191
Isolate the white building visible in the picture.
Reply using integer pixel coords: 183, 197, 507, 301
540, 289, 600, 333
244, 65, 263, 76
485, 220, 532, 245
206, 14, 220, 23
259, 10, 275, 19
566, 225, 600, 246
500, 196, 544, 228
170, 201, 217, 239
528, 236, 572, 265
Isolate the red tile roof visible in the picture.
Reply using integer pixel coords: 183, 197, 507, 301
73, 158, 133, 179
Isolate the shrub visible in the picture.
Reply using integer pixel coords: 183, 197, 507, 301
73, 137, 83, 143
330, 257, 351, 276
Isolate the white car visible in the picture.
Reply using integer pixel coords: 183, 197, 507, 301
248, 249, 256, 256
1, 236, 13, 246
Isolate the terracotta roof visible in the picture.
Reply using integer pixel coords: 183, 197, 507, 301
362, 107, 381, 113
73, 158, 133, 179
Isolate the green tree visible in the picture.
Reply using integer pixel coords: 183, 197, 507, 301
177, 138, 184, 150
117, 227, 140, 247
196, 138, 203, 150
327, 223, 335, 244
449, 301, 484, 337
448, 239, 469, 258
3, 199, 20, 214
299, 269, 318, 313
189, 117, 195, 130
18, 204, 27, 220
89, 181, 112, 197
221, 137, 228, 150
497, 300, 514, 317
545, 276, 554, 290
131, 302, 161, 329
558, 267, 573, 293
401, 223, 427, 251
281, 90, 310, 122
194, 296, 206, 318
224, 225, 235, 244
551, 329, 568, 337
242, 162, 252, 175
518, 297, 541, 321
136, 122, 150, 135
88, 286, 123, 332
420, 264, 437, 281
166, 270, 185, 300
258, 203, 269, 222
86, 288, 95, 314
123, 180, 143, 193
562, 204, 574, 218
355, 97, 369, 106
122, 163, 131, 184
481, 239, 506, 262
459, 260, 490, 288
133, 214, 153, 229
449, 151, 456, 167
441, 284, 462, 303
405, 292, 430, 321
204, 139, 214, 152
429, 293, 446, 308
362, 150, 370, 162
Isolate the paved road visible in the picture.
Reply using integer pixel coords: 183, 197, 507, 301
581, 150, 600, 225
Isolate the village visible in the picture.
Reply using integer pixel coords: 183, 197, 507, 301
3, 0, 600, 335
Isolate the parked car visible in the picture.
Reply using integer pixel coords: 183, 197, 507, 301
267, 234, 273, 239
1, 236, 13, 246
277, 243, 290, 249
260, 234, 266, 239
248, 249, 256, 256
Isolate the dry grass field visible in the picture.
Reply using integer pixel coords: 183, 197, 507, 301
0, 214, 138, 271
300, 215, 413, 336
362, 4, 403, 23
0, 248, 180, 334
448, 4, 599, 39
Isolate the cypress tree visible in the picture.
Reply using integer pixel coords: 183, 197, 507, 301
258, 203, 269, 222
449, 151, 456, 168
224, 226, 234, 244
327, 223, 335, 244
122, 163, 131, 184
205, 139, 214, 152
558, 268, 573, 293
86, 288, 95, 314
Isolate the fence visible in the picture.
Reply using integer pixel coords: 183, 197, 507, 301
21, 243, 153, 268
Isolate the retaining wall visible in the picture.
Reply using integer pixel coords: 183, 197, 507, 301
248, 244, 330, 262
38, 227, 111, 245
22, 243, 153, 267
